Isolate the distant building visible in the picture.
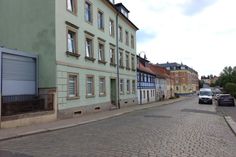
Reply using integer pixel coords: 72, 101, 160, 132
137, 56, 156, 104
159, 62, 199, 95
149, 64, 174, 100
201, 75, 219, 86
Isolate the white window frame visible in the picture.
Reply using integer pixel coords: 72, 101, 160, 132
67, 74, 79, 99
99, 77, 106, 96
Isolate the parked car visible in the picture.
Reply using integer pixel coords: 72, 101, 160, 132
198, 88, 213, 104
217, 94, 235, 106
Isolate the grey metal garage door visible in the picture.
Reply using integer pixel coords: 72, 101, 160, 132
2, 53, 36, 96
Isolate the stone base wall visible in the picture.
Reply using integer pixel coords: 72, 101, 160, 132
58, 101, 112, 119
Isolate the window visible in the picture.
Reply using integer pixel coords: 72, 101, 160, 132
86, 75, 94, 97
120, 79, 124, 94
143, 91, 145, 99
85, 1, 92, 23
98, 42, 105, 62
68, 74, 78, 98
125, 31, 129, 46
85, 37, 93, 58
127, 80, 130, 93
99, 77, 106, 96
118, 26, 123, 42
125, 52, 130, 69
131, 35, 134, 48
131, 55, 135, 70
109, 19, 114, 36
67, 0, 77, 14
110, 47, 116, 65
119, 50, 123, 67
67, 28, 77, 54
132, 80, 136, 94
97, 10, 104, 30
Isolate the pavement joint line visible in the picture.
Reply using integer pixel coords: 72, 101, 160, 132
224, 116, 236, 136
0, 97, 188, 141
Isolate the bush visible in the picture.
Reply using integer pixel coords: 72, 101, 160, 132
224, 82, 236, 98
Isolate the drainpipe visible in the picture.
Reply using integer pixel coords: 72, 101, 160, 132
116, 13, 120, 109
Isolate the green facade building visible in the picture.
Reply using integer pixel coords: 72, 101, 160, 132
0, 0, 138, 119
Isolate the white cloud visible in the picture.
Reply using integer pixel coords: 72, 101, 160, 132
118, 0, 236, 77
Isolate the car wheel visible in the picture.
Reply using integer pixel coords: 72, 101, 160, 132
210, 100, 213, 104
198, 100, 201, 104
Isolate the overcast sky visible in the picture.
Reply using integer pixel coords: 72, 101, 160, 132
118, 0, 236, 77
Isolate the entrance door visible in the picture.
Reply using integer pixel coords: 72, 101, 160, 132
139, 90, 142, 104
147, 90, 150, 102
110, 79, 116, 105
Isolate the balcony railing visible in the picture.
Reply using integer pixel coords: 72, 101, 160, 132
1, 94, 54, 117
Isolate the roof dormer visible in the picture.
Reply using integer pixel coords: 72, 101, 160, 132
115, 3, 130, 18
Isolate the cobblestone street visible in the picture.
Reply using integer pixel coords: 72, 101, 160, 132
0, 97, 236, 157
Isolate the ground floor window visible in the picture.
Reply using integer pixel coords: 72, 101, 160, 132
99, 77, 106, 96
86, 75, 94, 97
127, 79, 130, 94
120, 79, 124, 94
132, 80, 136, 94
68, 74, 78, 98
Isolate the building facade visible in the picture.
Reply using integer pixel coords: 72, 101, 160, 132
149, 64, 174, 101
159, 62, 199, 95
0, 0, 138, 123
137, 56, 156, 104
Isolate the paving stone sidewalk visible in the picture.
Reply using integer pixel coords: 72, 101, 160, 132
0, 97, 188, 141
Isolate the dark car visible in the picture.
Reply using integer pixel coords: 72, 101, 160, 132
217, 94, 235, 106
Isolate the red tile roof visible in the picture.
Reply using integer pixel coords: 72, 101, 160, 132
148, 64, 172, 79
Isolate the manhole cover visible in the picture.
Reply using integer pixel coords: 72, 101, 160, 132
181, 109, 216, 115
144, 115, 172, 118
0, 150, 33, 157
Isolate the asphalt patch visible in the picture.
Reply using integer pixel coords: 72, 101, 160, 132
181, 109, 216, 115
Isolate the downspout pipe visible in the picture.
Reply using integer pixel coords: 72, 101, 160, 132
116, 13, 120, 109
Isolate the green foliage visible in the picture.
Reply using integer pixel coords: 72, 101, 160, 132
224, 83, 236, 98
217, 66, 236, 88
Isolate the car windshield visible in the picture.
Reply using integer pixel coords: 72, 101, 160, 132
200, 91, 212, 96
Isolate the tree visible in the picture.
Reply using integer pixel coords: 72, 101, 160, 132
217, 66, 236, 87
224, 83, 236, 98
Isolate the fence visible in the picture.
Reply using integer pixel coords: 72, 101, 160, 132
1, 94, 54, 117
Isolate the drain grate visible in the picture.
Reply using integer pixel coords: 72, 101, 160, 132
181, 109, 216, 115
144, 115, 172, 118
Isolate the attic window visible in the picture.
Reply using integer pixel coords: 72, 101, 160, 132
121, 8, 128, 18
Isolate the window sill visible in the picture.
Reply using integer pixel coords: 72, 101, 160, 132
98, 28, 104, 32
120, 92, 125, 95
67, 96, 80, 100
119, 65, 125, 69
85, 56, 96, 62
66, 9, 77, 16
110, 63, 117, 67
85, 20, 93, 25
98, 60, 107, 64
66, 51, 80, 58
86, 95, 95, 98
99, 93, 106, 97
126, 67, 131, 70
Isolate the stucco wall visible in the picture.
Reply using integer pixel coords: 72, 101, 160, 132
0, 0, 56, 89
